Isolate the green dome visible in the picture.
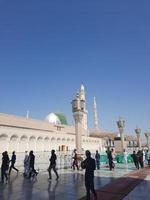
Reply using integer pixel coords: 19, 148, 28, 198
54, 112, 68, 125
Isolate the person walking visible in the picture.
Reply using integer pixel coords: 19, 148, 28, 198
142, 149, 145, 165
147, 150, 150, 167
145, 150, 149, 165
9, 151, 19, 176
1, 151, 9, 183
72, 149, 79, 170
28, 150, 38, 178
137, 150, 144, 168
23, 151, 29, 177
95, 150, 100, 170
123, 149, 128, 165
48, 150, 59, 181
81, 150, 97, 200
131, 151, 139, 169
107, 149, 114, 171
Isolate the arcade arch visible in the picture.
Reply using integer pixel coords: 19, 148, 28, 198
19, 135, 28, 152
37, 137, 43, 152
9, 135, 18, 152
29, 136, 36, 151
44, 137, 50, 151
0, 134, 8, 152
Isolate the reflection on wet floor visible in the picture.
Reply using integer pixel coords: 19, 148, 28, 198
0, 164, 136, 200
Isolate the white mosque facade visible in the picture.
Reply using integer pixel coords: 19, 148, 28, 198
0, 112, 102, 154
0, 85, 139, 158
0, 85, 103, 155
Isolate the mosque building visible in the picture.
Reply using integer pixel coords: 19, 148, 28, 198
0, 85, 139, 155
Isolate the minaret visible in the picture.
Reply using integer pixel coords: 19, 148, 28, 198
79, 84, 88, 135
93, 96, 99, 130
72, 92, 84, 154
79, 84, 85, 101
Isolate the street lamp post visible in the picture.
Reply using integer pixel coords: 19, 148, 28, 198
117, 117, 125, 152
72, 93, 84, 154
135, 127, 141, 149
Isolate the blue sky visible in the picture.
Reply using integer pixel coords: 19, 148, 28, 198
0, 0, 150, 134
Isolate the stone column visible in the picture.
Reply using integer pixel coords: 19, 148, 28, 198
93, 96, 99, 130
120, 127, 125, 151
117, 118, 125, 152
73, 111, 83, 154
145, 132, 149, 149
135, 127, 141, 149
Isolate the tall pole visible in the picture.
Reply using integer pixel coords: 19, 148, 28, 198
93, 96, 99, 130
117, 117, 125, 152
135, 127, 141, 149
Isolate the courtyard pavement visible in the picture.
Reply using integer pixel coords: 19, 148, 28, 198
0, 164, 147, 200
123, 174, 150, 200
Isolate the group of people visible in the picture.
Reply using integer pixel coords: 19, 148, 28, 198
72, 149, 101, 171
1, 149, 97, 200
1, 150, 38, 183
73, 148, 115, 173
106, 148, 150, 171
1, 151, 19, 183
24, 149, 59, 181
1, 149, 59, 184
2, 148, 150, 200
131, 149, 150, 169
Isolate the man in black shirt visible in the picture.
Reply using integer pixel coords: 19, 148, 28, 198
48, 150, 59, 180
137, 150, 144, 168
81, 150, 97, 200
95, 150, 100, 170
107, 149, 114, 171
9, 151, 19, 176
1, 151, 9, 183
28, 150, 38, 178
131, 151, 139, 169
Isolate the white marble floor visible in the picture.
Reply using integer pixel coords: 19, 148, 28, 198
0, 164, 136, 200
123, 175, 150, 200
